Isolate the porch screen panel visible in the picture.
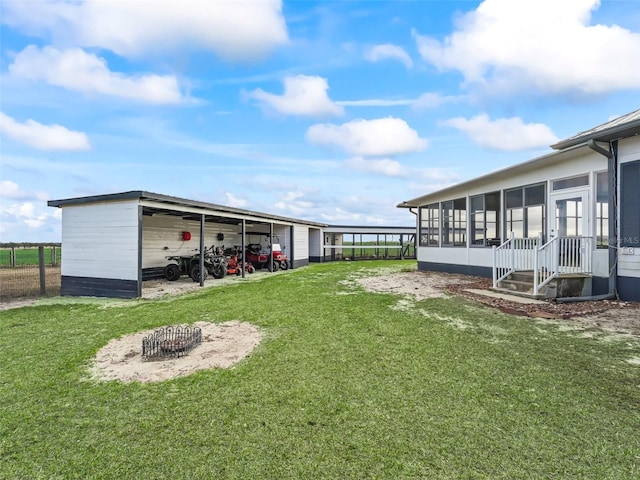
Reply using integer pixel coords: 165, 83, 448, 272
442, 198, 466, 247
427, 203, 439, 246
419, 207, 429, 246
441, 200, 453, 246
419, 203, 440, 246
471, 191, 500, 246
505, 183, 545, 238
596, 171, 609, 248
453, 198, 466, 246
470, 195, 485, 246
621, 160, 640, 247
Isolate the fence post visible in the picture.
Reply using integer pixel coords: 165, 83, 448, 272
10, 247, 16, 267
38, 246, 46, 295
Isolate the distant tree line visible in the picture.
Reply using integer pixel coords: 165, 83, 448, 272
0, 242, 61, 248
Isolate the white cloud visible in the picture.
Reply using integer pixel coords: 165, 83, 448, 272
0, 180, 21, 198
365, 43, 413, 68
441, 114, 559, 151
0, 112, 91, 151
412, 92, 462, 110
344, 157, 407, 177
273, 190, 315, 216
224, 192, 248, 208
306, 117, 429, 157
247, 75, 344, 117
413, 0, 640, 94
319, 208, 362, 223
337, 99, 414, 107
0, 202, 51, 229
1, 0, 288, 61
0, 180, 49, 201
9, 46, 184, 104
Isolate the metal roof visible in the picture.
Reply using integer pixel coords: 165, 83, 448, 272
551, 108, 640, 150
398, 108, 640, 209
48, 190, 327, 228
397, 144, 586, 209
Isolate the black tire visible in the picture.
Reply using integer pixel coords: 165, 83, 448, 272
271, 261, 279, 272
279, 260, 289, 271
189, 265, 208, 282
164, 263, 181, 281
212, 264, 226, 279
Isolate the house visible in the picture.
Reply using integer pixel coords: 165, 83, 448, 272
397, 109, 640, 302
48, 191, 417, 299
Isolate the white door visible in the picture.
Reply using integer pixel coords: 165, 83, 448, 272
548, 190, 590, 272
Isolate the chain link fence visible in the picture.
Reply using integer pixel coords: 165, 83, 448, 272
0, 244, 61, 303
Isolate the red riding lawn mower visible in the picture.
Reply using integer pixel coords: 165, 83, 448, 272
223, 246, 255, 275
244, 240, 289, 271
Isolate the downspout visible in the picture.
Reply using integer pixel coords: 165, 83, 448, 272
587, 139, 618, 299
409, 207, 418, 261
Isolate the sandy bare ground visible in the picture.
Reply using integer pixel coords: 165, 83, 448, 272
90, 321, 261, 383
355, 270, 640, 336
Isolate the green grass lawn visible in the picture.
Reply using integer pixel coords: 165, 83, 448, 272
0, 247, 61, 266
1, 261, 639, 479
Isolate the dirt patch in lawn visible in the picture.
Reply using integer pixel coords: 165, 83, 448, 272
90, 321, 261, 383
356, 270, 640, 336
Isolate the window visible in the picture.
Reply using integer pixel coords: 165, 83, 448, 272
596, 171, 609, 248
442, 198, 466, 246
419, 203, 439, 246
621, 161, 640, 247
470, 191, 501, 246
505, 183, 546, 239
552, 174, 589, 191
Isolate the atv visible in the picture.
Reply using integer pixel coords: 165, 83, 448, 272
164, 246, 227, 282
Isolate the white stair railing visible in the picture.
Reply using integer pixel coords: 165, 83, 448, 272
533, 236, 558, 296
534, 236, 594, 295
492, 233, 540, 288
492, 233, 514, 288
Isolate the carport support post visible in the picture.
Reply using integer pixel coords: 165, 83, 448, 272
199, 214, 205, 287
241, 219, 246, 278
269, 223, 274, 272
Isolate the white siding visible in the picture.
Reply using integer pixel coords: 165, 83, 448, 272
293, 225, 309, 261
61, 200, 139, 280
309, 228, 322, 258
142, 215, 243, 269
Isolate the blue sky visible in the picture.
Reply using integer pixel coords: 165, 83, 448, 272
1, 0, 639, 242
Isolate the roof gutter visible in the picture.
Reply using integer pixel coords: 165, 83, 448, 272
587, 139, 612, 159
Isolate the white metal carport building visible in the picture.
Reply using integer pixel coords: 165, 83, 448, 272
48, 191, 326, 298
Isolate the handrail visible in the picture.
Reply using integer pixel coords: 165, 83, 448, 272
492, 233, 515, 288
533, 236, 559, 296
534, 236, 594, 296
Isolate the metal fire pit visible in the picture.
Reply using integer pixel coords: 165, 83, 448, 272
141, 325, 202, 360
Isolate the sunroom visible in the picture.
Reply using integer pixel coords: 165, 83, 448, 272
398, 109, 640, 302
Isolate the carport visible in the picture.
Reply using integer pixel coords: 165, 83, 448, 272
48, 191, 326, 298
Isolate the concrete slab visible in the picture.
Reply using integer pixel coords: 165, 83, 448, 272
464, 289, 548, 305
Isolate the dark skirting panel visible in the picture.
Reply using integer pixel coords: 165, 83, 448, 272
61, 276, 139, 299
291, 259, 308, 269
142, 267, 166, 281
417, 261, 493, 279
617, 275, 640, 302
